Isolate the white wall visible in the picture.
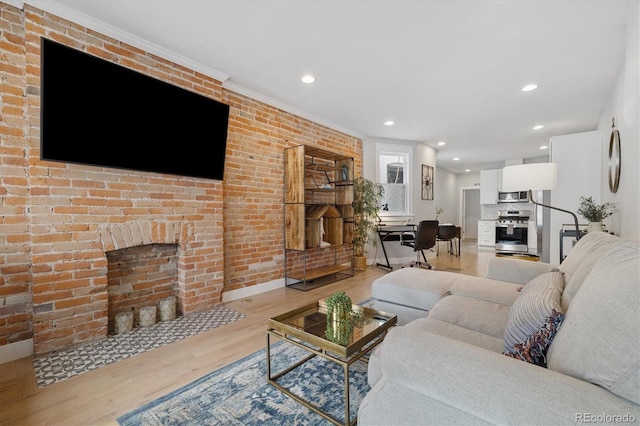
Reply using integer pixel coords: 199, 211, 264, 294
414, 143, 441, 220
598, 1, 639, 242
431, 167, 458, 224
550, 130, 602, 264
362, 138, 440, 265
457, 172, 481, 189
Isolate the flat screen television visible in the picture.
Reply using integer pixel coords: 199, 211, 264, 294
41, 38, 230, 181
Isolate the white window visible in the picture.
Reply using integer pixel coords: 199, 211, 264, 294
376, 144, 413, 217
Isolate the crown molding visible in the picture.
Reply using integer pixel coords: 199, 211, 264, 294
3, 0, 24, 9
25, 0, 229, 83
223, 81, 363, 140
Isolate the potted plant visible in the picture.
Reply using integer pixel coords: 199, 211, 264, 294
435, 206, 444, 222
352, 177, 384, 271
577, 196, 617, 232
325, 291, 353, 320
324, 291, 364, 345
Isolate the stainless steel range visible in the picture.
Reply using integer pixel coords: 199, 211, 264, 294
496, 210, 530, 253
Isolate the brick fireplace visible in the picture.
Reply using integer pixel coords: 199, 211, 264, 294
102, 222, 183, 331
31, 219, 225, 355
106, 243, 178, 334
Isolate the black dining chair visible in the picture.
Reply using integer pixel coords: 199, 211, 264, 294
436, 224, 458, 256
401, 220, 438, 269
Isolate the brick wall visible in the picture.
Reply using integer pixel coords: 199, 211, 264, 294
285, 246, 353, 279
222, 94, 362, 291
0, 2, 31, 349
0, 3, 362, 356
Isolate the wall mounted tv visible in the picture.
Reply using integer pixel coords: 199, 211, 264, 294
41, 38, 230, 181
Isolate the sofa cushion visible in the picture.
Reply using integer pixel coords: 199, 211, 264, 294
558, 231, 620, 311
485, 256, 557, 285
370, 299, 428, 326
503, 270, 565, 367
428, 295, 511, 339
419, 317, 504, 353
447, 275, 522, 306
367, 316, 504, 388
371, 268, 452, 311
547, 241, 639, 405
358, 376, 489, 426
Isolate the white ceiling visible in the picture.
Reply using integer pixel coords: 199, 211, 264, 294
31, 0, 633, 173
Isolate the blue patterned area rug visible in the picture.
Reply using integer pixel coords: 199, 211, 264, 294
117, 340, 370, 426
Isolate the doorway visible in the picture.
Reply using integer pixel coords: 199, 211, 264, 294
460, 187, 480, 240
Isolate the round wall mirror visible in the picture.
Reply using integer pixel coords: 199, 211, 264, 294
608, 128, 621, 193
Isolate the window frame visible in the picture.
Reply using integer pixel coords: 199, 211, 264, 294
375, 143, 414, 219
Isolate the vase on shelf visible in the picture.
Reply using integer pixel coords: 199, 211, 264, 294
587, 222, 606, 233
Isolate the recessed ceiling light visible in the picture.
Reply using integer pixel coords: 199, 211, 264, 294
465, 169, 471, 172
453, 157, 460, 161
384, 120, 395, 126
301, 75, 315, 83
539, 145, 549, 150
437, 141, 446, 146
522, 84, 538, 92
533, 125, 544, 130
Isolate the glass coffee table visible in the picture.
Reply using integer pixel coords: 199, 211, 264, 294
267, 299, 397, 426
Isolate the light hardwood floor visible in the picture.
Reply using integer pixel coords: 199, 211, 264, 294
1, 241, 494, 426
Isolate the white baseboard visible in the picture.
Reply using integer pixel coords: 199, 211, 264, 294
221, 252, 432, 303
222, 278, 286, 303
0, 338, 33, 364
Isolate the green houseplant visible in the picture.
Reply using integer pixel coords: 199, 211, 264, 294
324, 291, 364, 346
577, 196, 617, 232
352, 177, 384, 270
325, 291, 353, 318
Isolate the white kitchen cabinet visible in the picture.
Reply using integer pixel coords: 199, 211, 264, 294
477, 220, 496, 247
480, 169, 499, 204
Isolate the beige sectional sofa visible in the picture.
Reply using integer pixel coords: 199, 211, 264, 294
359, 232, 639, 425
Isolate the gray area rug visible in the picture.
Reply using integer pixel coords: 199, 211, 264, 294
33, 305, 246, 387
117, 339, 370, 426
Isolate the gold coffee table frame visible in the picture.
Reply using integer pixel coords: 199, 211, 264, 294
267, 300, 397, 426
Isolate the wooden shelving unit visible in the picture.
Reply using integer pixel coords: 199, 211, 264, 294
284, 145, 354, 291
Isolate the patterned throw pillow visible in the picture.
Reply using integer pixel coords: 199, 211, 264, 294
503, 270, 565, 367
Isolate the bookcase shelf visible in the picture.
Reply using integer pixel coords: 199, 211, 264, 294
284, 145, 354, 291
